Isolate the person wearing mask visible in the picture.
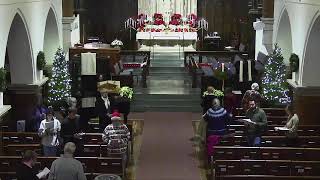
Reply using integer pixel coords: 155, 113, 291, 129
245, 100, 267, 146
16, 150, 41, 180
95, 91, 112, 131
48, 142, 86, 180
38, 107, 61, 156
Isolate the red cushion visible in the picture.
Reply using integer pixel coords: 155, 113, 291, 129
123, 63, 141, 69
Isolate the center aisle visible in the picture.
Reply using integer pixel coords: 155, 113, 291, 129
136, 112, 201, 180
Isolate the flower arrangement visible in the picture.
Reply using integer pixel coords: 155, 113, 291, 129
37, 51, 46, 70
111, 39, 123, 48
203, 89, 224, 97
289, 53, 299, 72
119, 86, 133, 100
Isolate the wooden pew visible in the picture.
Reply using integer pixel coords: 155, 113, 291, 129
2, 132, 40, 145
234, 107, 287, 116
213, 146, 320, 161
213, 160, 320, 179
0, 156, 125, 179
4, 144, 42, 156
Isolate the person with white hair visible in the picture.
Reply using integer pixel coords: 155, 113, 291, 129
242, 82, 263, 111
48, 142, 86, 180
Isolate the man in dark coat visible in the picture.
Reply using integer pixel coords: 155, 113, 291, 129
95, 91, 112, 131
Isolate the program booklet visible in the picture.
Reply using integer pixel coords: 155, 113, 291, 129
36, 167, 50, 178
237, 118, 255, 124
44, 121, 54, 130
274, 127, 289, 131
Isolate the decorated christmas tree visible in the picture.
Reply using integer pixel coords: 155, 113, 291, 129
48, 48, 71, 107
261, 44, 290, 105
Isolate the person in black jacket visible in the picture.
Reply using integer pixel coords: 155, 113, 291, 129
16, 150, 41, 180
95, 91, 112, 131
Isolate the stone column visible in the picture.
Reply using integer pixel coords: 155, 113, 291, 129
7, 78, 48, 131
261, 17, 274, 54
62, 16, 77, 52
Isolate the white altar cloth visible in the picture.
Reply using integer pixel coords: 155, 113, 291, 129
136, 32, 197, 40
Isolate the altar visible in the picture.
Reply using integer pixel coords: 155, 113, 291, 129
137, 32, 197, 46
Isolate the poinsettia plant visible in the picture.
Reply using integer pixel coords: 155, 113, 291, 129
119, 86, 133, 100
203, 89, 224, 97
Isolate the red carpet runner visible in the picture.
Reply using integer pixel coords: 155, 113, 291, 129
136, 112, 201, 180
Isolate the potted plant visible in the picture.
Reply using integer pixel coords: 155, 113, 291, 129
111, 39, 123, 49
37, 51, 46, 80
289, 53, 299, 83
0, 68, 7, 107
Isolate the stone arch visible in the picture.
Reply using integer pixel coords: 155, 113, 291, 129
302, 12, 320, 86
43, 7, 60, 65
6, 10, 34, 84
275, 8, 292, 65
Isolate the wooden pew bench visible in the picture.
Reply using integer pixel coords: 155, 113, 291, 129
0, 156, 125, 179
212, 146, 320, 161
213, 160, 320, 178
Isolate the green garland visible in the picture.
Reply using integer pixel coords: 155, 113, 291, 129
37, 51, 46, 70
213, 67, 227, 80
289, 53, 299, 72
0, 68, 7, 92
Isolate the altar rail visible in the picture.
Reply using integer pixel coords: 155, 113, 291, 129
184, 51, 249, 67
120, 50, 151, 88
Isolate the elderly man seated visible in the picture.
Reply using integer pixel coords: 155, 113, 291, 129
102, 111, 130, 155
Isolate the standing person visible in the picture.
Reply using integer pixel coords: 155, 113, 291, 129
224, 87, 237, 117
203, 98, 229, 136
102, 111, 130, 155
245, 100, 267, 146
16, 150, 40, 180
48, 142, 87, 180
38, 107, 61, 156
95, 91, 112, 131
242, 82, 263, 111
201, 86, 218, 114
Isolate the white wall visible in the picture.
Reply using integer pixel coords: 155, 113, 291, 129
273, 0, 320, 86
0, 0, 62, 84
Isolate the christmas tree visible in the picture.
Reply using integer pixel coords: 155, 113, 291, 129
261, 44, 290, 105
48, 48, 71, 107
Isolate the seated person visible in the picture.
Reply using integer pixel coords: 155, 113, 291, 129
16, 150, 41, 180
277, 104, 299, 146
48, 142, 86, 180
102, 111, 130, 155
203, 98, 229, 136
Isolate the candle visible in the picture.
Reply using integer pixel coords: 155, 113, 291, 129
222, 63, 225, 72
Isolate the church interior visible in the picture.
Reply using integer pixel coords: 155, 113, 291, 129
0, 0, 320, 179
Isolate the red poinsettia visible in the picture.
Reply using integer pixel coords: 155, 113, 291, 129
154, 19, 165, 25
169, 19, 180, 26
153, 13, 163, 19
171, 13, 182, 21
